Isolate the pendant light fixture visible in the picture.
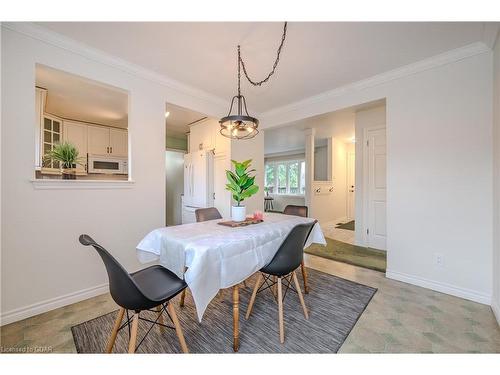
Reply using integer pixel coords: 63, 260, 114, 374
220, 22, 288, 140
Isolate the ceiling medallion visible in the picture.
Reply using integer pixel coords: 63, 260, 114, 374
220, 22, 288, 140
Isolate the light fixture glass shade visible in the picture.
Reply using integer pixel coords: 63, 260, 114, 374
219, 95, 259, 140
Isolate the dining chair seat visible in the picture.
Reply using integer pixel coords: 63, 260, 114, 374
130, 265, 187, 306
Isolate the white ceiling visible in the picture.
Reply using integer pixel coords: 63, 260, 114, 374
36, 64, 128, 128
166, 102, 207, 136
38, 22, 489, 114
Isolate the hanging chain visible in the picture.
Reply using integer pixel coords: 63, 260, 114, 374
238, 22, 287, 87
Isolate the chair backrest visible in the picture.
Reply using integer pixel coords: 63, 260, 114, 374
283, 205, 308, 218
195, 207, 222, 222
79, 234, 146, 310
264, 221, 317, 276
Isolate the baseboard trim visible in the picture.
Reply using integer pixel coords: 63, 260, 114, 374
492, 298, 500, 326
0, 283, 109, 326
386, 270, 491, 305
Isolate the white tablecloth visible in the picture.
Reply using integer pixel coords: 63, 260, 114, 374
136, 212, 326, 321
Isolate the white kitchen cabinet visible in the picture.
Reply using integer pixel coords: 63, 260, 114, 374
88, 125, 110, 155
109, 128, 128, 157
88, 125, 127, 157
63, 120, 88, 174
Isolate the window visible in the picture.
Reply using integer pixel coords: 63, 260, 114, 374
264, 159, 306, 196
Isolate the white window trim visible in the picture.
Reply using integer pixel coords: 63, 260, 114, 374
31, 179, 135, 190
265, 159, 305, 196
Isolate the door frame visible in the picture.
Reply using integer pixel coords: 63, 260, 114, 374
362, 125, 386, 248
346, 150, 355, 220
165, 148, 187, 226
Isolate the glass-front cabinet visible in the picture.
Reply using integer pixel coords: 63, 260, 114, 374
41, 115, 62, 173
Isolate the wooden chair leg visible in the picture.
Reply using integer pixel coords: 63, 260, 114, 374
128, 312, 139, 353
301, 260, 309, 294
167, 302, 189, 353
292, 271, 309, 319
245, 272, 263, 319
156, 305, 165, 334
272, 275, 278, 297
277, 277, 285, 343
106, 307, 125, 353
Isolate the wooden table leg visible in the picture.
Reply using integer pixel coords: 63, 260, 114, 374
179, 266, 188, 307
233, 284, 240, 352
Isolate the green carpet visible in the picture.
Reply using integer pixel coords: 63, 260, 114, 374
305, 237, 387, 273
335, 220, 355, 231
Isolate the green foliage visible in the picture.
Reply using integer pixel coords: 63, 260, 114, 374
44, 141, 84, 169
225, 159, 259, 206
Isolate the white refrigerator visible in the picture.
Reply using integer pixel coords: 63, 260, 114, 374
182, 150, 214, 224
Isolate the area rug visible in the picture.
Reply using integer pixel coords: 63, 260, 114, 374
71, 269, 376, 353
335, 220, 355, 231
305, 238, 387, 272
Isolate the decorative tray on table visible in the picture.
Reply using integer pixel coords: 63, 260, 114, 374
217, 217, 264, 227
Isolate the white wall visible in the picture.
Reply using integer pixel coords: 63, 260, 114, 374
261, 46, 494, 304
493, 35, 500, 323
354, 106, 386, 246
0, 25, 228, 324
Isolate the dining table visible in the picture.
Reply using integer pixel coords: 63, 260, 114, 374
136, 212, 326, 352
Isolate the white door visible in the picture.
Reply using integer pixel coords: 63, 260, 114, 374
88, 126, 109, 155
214, 153, 231, 218
183, 153, 193, 206
347, 151, 355, 220
63, 121, 88, 173
191, 151, 209, 207
166, 150, 185, 226
365, 127, 386, 250
109, 128, 128, 157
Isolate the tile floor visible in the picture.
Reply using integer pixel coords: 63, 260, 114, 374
1, 255, 499, 353
321, 220, 355, 245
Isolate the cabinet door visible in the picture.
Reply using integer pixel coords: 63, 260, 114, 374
88, 126, 110, 155
64, 121, 88, 173
109, 128, 128, 157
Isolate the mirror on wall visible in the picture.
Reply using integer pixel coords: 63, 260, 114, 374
314, 137, 331, 182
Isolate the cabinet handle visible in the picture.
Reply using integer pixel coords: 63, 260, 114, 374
107, 147, 110, 153
110, 147, 112, 154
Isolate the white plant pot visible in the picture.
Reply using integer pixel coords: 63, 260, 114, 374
231, 205, 246, 222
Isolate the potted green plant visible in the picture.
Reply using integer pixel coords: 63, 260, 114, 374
45, 141, 84, 180
225, 159, 259, 222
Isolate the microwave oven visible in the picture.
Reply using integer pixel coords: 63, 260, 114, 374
88, 154, 128, 174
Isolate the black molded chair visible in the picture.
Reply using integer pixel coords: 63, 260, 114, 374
283, 205, 310, 294
283, 205, 308, 218
245, 221, 316, 343
195, 207, 222, 222
78, 234, 189, 353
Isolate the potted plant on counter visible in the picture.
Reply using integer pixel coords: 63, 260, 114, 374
225, 159, 259, 222
45, 141, 84, 180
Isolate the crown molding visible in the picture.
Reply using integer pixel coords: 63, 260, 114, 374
260, 42, 491, 127
1, 22, 229, 112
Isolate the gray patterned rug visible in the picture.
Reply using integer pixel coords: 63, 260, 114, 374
71, 268, 376, 353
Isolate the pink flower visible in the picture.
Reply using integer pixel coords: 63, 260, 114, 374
253, 211, 264, 221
